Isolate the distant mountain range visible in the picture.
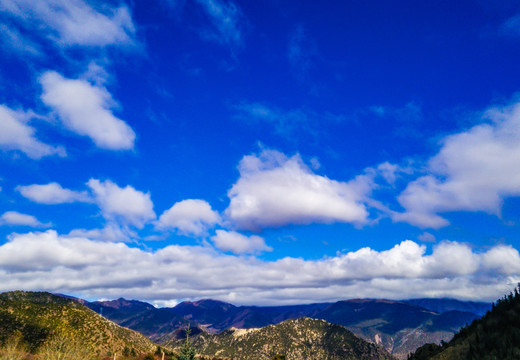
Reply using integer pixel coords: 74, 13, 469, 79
0, 291, 497, 359
78, 296, 490, 359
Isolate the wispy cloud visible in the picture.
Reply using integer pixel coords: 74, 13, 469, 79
0, 0, 136, 48
500, 13, 520, 38
234, 102, 342, 140
0, 105, 65, 159
288, 25, 313, 79
195, 0, 245, 47
0, 24, 42, 57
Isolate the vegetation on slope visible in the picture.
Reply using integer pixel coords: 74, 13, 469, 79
92, 296, 481, 359
0, 291, 158, 357
408, 285, 520, 360
165, 317, 395, 360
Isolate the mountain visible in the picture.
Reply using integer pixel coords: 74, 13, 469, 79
81, 296, 483, 358
165, 317, 395, 360
88, 298, 156, 322
165, 298, 479, 359
409, 288, 520, 360
0, 291, 158, 356
118, 307, 189, 341
171, 299, 331, 332
404, 298, 490, 317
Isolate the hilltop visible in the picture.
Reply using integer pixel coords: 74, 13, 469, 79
165, 317, 395, 360
0, 291, 158, 356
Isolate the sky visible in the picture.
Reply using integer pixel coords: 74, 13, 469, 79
1, 0, 520, 307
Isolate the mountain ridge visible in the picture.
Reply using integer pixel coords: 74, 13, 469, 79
74, 295, 489, 359
167, 317, 396, 360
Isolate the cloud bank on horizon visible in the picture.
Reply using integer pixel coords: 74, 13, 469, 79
0, 0, 520, 305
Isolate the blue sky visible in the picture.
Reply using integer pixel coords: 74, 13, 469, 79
1, 0, 520, 306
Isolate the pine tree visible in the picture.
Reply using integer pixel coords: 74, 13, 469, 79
177, 325, 196, 360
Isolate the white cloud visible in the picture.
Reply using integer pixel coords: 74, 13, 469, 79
16, 182, 91, 204
67, 223, 136, 243
225, 149, 372, 231
211, 229, 272, 254
157, 199, 220, 236
0, 230, 518, 305
376, 162, 400, 184
417, 232, 436, 243
482, 245, 520, 275
0, 211, 51, 227
87, 179, 155, 228
40, 71, 136, 150
0, 105, 65, 159
195, 0, 244, 46
395, 99, 520, 228
0, 0, 136, 47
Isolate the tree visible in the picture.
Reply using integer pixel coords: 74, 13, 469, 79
177, 326, 196, 360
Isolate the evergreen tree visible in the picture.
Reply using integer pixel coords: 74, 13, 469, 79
177, 325, 196, 360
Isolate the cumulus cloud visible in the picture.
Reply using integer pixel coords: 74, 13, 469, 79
395, 99, 520, 228
211, 229, 272, 254
40, 71, 136, 150
157, 199, 220, 236
87, 179, 156, 228
0, 211, 51, 227
16, 182, 91, 204
0, 0, 136, 47
225, 149, 372, 231
195, 0, 244, 46
0, 230, 518, 305
0, 105, 65, 159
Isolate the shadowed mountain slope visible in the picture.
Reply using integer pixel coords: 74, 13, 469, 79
409, 288, 520, 360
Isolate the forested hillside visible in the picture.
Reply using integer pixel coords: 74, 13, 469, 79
408, 286, 520, 360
